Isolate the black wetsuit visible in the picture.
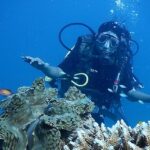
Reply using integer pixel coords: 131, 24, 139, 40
58, 34, 141, 123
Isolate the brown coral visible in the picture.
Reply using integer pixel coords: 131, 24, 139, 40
0, 78, 94, 150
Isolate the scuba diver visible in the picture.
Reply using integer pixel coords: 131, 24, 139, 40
22, 21, 150, 124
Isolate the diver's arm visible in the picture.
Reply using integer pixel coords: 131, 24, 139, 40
22, 56, 67, 79
127, 89, 150, 103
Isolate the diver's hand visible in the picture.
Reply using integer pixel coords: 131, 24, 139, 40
22, 56, 49, 70
22, 56, 67, 79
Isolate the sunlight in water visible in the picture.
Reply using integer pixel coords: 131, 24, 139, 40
115, 0, 125, 9
110, 0, 140, 24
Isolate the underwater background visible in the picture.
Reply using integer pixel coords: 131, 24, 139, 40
0, 0, 150, 127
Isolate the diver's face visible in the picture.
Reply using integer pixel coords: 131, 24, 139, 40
96, 31, 119, 65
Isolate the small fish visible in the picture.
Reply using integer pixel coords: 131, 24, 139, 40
73, 76, 79, 80
90, 68, 98, 73
0, 89, 12, 96
139, 84, 144, 88
107, 88, 113, 93
120, 92, 127, 98
138, 100, 144, 104
44, 76, 53, 82
119, 84, 127, 89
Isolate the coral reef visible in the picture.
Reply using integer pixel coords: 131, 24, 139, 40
0, 78, 150, 150
63, 118, 150, 150
0, 78, 94, 150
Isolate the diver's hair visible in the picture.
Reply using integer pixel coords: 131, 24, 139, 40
98, 21, 131, 42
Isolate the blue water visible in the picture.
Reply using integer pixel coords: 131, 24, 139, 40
0, 0, 150, 127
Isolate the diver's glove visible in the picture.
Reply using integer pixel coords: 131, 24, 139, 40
22, 56, 67, 79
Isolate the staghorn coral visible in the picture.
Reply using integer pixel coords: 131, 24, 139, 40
63, 118, 150, 150
0, 77, 150, 150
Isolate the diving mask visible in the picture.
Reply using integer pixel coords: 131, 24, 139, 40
95, 31, 120, 65
97, 33, 119, 49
